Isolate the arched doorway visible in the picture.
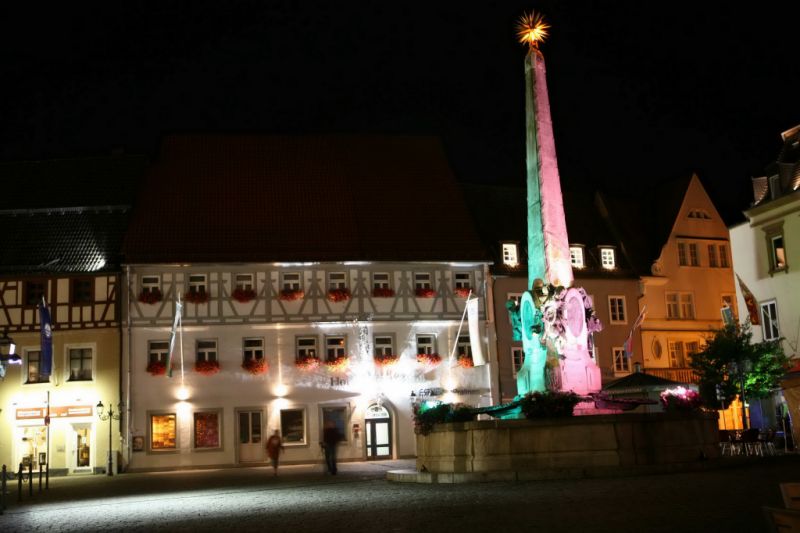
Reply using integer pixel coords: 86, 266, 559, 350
364, 403, 392, 459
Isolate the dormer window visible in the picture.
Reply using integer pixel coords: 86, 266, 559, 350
502, 243, 519, 267
569, 246, 585, 269
600, 248, 616, 270
688, 209, 712, 220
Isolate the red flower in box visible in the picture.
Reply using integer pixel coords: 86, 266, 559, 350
242, 358, 268, 375
232, 287, 257, 303
372, 287, 395, 298
327, 288, 351, 302
415, 287, 437, 298
295, 355, 320, 371
416, 352, 442, 369
184, 289, 210, 304
146, 360, 167, 376
324, 356, 350, 373
280, 289, 305, 301
374, 353, 400, 367
457, 355, 474, 369
195, 360, 220, 375
138, 288, 162, 305
454, 287, 472, 298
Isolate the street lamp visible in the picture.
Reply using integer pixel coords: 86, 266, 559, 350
0, 331, 22, 379
727, 360, 752, 430
96, 400, 123, 476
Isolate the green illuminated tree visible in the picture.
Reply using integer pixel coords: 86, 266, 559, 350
690, 323, 788, 408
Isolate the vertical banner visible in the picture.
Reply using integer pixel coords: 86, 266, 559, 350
166, 300, 182, 378
466, 298, 486, 366
39, 296, 53, 377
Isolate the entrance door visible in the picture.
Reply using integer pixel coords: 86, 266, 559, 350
365, 404, 392, 459
69, 424, 93, 473
238, 410, 264, 463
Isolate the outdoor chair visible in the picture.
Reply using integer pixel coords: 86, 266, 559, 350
781, 483, 800, 510
764, 506, 800, 531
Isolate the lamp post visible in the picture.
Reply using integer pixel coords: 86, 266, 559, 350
96, 400, 123, 476
728, 360, 752, 430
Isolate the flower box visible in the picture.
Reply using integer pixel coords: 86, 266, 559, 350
417, 352, 442, 369
232, 287, 257, 303
242, 358, 268, 375
184, 289, 210, 304
138, 288, 162, 305
374, 353, 400, 367
280, 289, 305, 301
195, 359, 220, 376
324, 356, 350, 373
327, 288, 351, 303
372, 287, 395, 298
457, 355, 474, 369
454, 287, 472, 298
415, 287, 437, 298
295, 355, 320, 371
146, 360, 167, 376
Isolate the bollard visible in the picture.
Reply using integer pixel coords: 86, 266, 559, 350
45, 461, 49, 490
1, 464, 6, 514
38, 463, 42, 492
28, 463, 33, 497
17, 463, 22, 503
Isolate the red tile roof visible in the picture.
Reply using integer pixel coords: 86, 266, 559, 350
123, 135, 488, 264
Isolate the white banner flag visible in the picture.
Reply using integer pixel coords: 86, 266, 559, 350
466, 297, 486, 366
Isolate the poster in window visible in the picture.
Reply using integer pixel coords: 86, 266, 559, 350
151, 414, 176, 450
194, 412, 220, 449
280, 409, 305, 444
132, 436, 145, 452
322, 406, 348, 442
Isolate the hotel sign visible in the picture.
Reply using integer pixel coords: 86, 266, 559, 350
16, 405, 93, 420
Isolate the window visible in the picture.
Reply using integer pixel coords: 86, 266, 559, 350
280, 408, 306, 445
296, 337, 317, 361
771, 235, 787, 271
321, 406, 348, 443
688, 243, 699, 266
148, 341, 169, 365
688, 209, 711, 219
685, 341, 700, 359
668, 341, 686, 368
666, 293, 680, 319
243, 338, 264, 362
25, 350, 49, 384
150, 413, 177, 450
511, 346, 524, 375
666, 292, 694, 319
600, 248, 615, 269
502, 243, 519, 266
708, 244, 718, 268
718, 245, 729, 268
328, 272, 347, 290
417, 335, 436, 355
457, 336, 472, 358
68, 348, 92, 381
608, 296, 626, 324
281, 272, 301, 291
196, 340, 217, 363
326, 336, 346, 362
188, 274, 207, 295
507, 292, 522, 305
372, 272, 391, 289
454, 272, 471, 289
570, 246, 585, 269
721, 295, 737, 321
25, 281, 45, 307
761, 301, 780, 341
193, 411, 221, 449
141, 275, 160, 295
414, 272, 432, 290
374, 336, 394, 357
613, 347, 629, 373
71, 279, 93, 304
677, 242, 688, 266
235, 274, 253, 291
680, 293, 695, 319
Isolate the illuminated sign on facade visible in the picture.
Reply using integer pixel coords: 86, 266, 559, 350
16, 405, 93, 420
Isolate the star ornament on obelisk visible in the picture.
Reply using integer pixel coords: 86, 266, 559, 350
516, 11, 573, 290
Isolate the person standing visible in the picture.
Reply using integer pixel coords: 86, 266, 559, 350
266, 430, 284, 476
322, 420, 342, 475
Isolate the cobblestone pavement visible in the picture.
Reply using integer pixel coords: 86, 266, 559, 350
3, 456, 800, 532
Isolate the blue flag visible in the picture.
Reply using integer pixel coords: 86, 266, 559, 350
39, 297, 53, 377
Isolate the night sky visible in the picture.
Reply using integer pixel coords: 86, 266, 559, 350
2, 1, 798, 224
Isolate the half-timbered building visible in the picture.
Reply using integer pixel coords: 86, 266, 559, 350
122, 135, 491, 470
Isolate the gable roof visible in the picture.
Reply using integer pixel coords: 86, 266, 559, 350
123, 135, 487, 264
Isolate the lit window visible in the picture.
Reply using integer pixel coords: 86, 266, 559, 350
502, 243, 519, 266
235, 273, 253, 291
668, 341, 686, 367
280, 408, 306, 445
414, 272, 432, 290
325, 336, 347, 362
194, 411, 221, 449
761, 301, 780, 341
25, 350, 49, 384
188, 274, 207, 295
196, 340, 217, 363
678, 242, 688, 266
771, 236, 787, 271
296, 337, 317, 361
416, 335, 436, 355
608, 296, 626, 323
721, 295, 737, 320
613, 347, 629, 373
570, 246, 585, 269
150, 413, 177, 450
148, 341, 169, 365
708, 244, 718, 268
243, 338, 264, 362
688, 243, 699, 266
374, 336, 394, 357
600, 248, 615, 269
328, 272, 347, 290
511, 346, 524, 375
68, 347, 92, 381
372, 272, 391, 289
281, 272, 301, 291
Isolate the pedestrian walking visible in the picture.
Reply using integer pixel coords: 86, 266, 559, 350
266, 430, 284, 476
322, 420, 342, 475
